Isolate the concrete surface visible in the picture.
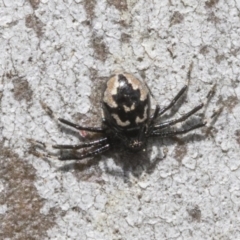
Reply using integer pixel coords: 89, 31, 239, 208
0, 0, 240, 239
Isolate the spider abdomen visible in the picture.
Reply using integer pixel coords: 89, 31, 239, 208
103, 73, 151, 129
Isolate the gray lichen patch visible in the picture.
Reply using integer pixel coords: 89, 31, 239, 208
28, 0, 40, 9
215, 54, 225, 64
92, 35, 109, 62
108, 0, 128, 11
121, 33, 131, 43
199, 45, 210, 55
173, 140, 188, 163
12, 78, 33, 102
170, 11, 184, 26
205, 0, 219, 8
218, 95, 238, 112
83, 0, 96, 23
207, 12, 220, 23
0, 147, 57, 239
89, 69, 107, 117
25, 14, 44, 37
234, 130, 240, 146
187, 205, 201, 222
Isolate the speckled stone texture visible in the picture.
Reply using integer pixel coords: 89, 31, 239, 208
0, 0, 240, 239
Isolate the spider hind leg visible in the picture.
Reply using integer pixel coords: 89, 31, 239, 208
52, 137, 108, 150
58, 144, 110, 161
28, 138, 110, 161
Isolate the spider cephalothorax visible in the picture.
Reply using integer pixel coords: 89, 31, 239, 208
47, 69, 207, 161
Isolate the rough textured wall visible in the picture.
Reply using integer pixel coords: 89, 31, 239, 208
0, 0, 240, 239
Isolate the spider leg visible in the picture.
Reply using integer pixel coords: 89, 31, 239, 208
52, 137, 108, 149
28, 138, 110, 161
147, 104, 161, 136
158, 85, 188, 116
204, 106, 223, 128
151, 122, 206, 137
158, 62, 193, 116
58, 143, 110, 161
150, 106, 223, 138
148, 83, 187, 136
151, 104, 160, 121
27, 139, 53, 151
27, 139, 59, 160
30, 149, 60, 161
153, 78, 217, 132
40, 102, 106, 133
58, 118, 106, 133
153, 103, 204, 131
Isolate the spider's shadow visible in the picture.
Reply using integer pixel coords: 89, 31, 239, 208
104, 120, 207, 182
55, 143, 165, 183
55, 117, 208, 183
103, 141, 165, 181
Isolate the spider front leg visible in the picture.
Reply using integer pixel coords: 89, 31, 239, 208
151, 121, 206, 138
153, 102, 204, 131
150, 105, 222, 138
158, 63, 193, 117
153, 82, 217, 131
158, 84, 188, 116
148, 84, 188, 134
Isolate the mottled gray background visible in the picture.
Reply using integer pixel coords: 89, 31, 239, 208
1, 0, 240, 239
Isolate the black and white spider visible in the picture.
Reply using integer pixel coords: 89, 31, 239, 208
33, 64, 214, 161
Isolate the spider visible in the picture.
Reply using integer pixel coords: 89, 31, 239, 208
32, 64, 215, 162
